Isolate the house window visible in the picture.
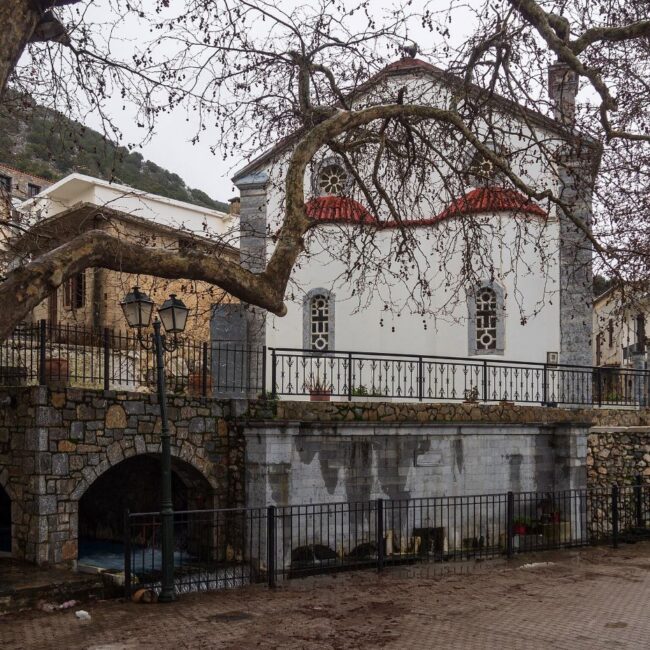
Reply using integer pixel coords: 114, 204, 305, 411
608, 319, 614, 347
63, 271, 86, 309
27, 183, 41, 198
468, 282, 505, 355
637, 313, 646, 353
303, 288, 335, 351
0, 174, 11, 194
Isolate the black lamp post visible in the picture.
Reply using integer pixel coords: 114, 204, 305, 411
120, 287, 189, 603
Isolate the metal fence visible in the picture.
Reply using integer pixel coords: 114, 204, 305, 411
124, 480, 650, 598
268, 347, 650, 407
1, 323, 649, 407
0, 321, 211, 395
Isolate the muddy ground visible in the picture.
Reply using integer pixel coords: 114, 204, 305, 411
1, 543, 649, 649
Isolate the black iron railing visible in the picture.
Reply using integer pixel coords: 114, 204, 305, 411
124, 480, 650, 597
0, 321, 212, 395
1, 323, 648, 407
267, 347, 650, 407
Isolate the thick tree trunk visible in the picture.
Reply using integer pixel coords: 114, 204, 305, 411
0, 228, 288, 341
0, 0, 41, 97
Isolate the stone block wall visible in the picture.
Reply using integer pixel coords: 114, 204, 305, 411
587, 427, 650, 489
0, 386, 243, 566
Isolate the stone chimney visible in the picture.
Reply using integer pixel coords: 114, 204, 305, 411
228, 196, 240, 216
548, 62, 578, 125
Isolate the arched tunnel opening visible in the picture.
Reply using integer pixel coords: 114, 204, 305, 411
78, 454, 212, 570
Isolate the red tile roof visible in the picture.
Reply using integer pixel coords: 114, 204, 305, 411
436, 187, 547, 220
305, 196, 377, 224
305, 187, 546, 227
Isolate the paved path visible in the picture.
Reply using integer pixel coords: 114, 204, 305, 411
2, 543, 650, 649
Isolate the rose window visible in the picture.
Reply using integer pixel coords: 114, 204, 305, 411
318, 164, 348, 195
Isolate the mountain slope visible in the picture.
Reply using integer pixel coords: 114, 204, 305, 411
0, 101, 228, 212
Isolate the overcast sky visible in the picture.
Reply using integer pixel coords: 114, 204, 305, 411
77, 0, 477, 204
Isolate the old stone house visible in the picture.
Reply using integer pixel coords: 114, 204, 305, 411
15, 173, 238, 341
593, 286, 648, 371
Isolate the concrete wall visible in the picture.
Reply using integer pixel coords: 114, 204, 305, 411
243, 420, 587, 509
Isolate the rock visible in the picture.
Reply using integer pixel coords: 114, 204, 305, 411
105, 404, 127, 429
75, 610, 91, 620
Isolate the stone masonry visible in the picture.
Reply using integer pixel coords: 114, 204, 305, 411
0, 386, 244, 565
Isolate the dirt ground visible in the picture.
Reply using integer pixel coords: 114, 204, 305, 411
2, 543, 650, 649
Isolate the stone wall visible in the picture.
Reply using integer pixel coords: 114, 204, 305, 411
587, 426, 650, 489
244, 398, 650, 428
0, 386, 243, 566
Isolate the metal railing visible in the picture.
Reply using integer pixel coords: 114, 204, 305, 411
267, 347, 650, 407
1, 324, 649, 407
0, 321, 212, 395
124, 479, 650, 597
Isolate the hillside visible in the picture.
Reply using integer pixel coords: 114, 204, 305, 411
0, 101, 228, 212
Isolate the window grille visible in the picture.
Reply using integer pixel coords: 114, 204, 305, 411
310, 294, 330, 351
475, 287, 498, 351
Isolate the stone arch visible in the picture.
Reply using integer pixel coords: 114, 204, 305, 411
70, 437, 218, 502
76, 452, 215, 563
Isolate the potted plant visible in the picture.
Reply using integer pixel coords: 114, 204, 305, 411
463, 386, 479, 403
188, 367, 212, 396
513, 518, 529, 535
309, 379, 331, 402
43, 356, 69, 386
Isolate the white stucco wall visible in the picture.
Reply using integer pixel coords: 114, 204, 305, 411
20, 173, 232, 238
266, 213, 560, 364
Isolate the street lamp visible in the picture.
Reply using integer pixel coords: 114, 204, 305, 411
120, 287, 189, 603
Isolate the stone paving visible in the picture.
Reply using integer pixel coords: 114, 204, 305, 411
2, 543, 650, 649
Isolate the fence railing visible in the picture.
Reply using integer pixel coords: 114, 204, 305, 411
124, 480, 650, 597
1, 323, 649, 407
267, 347, 650, 407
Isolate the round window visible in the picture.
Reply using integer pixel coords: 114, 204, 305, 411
318, 164, 348, 195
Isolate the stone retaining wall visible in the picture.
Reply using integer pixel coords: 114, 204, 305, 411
587, 427, 650, 489
244, 398, 650, 427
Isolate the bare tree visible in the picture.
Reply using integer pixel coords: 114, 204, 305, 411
1, 0, 649, 340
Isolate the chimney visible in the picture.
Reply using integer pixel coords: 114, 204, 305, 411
548, 61, 578, 125
228, 196, 240, 216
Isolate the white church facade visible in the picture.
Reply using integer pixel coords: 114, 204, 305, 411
215, 56, 595, 398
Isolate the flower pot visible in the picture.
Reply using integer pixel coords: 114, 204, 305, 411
188, 371, 212, 396
43, 357, 69, 386
513, 523, 527, 535
309, 389, 331, 402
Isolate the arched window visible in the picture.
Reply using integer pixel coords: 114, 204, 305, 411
303, 289, 335, 351
468, 282, 505, 355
